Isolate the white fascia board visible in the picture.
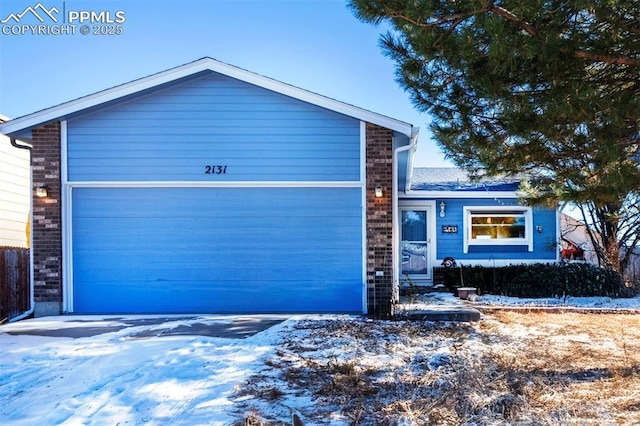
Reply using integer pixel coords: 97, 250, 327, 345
0, 57, 414, 138
401, 190, 519, 199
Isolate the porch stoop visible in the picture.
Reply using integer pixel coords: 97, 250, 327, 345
395, 290, 482, 322
395, 305, 481, 322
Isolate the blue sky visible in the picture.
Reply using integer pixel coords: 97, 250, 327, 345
0, 0, 451, 166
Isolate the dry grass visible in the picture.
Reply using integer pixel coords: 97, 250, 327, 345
234, 313, 640, 425
476, 312, 640, 425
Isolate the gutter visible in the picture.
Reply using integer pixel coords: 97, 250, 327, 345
391, 128, 419, 305
10, 137, 32, 156
8, 137, 35, 322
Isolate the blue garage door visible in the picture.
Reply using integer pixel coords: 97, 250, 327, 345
71, 187, 363, 313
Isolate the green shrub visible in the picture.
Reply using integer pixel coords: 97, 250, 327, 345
440, 262, 631, 298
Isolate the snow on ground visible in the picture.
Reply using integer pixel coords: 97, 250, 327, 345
473, 294, 640, 309
235, 318, 470, 425
2, 295, 640, 425
237, 311, 640, 424
400, 290, 640, 311
0, 315, 297, 425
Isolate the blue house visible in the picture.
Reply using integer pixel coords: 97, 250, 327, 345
398, 168, 559, 287
1, 58, 558, 317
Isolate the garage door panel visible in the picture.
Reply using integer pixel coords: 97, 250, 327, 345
72, 187, 363, 313
73, 248, 361, 282
74, 278, 362, 314
73, 217, 362, 250
73, 187, 360, 217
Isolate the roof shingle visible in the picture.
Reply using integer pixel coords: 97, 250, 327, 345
410, 167, 520, 192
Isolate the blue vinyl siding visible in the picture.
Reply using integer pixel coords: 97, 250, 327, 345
66, 72, 360, 182
72, 187, 363, 314
414, 198, 557, 261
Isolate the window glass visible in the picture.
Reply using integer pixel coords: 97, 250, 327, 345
402, 210, 426, 241
401, 242, 428, 274
401, 210, 428, 275
470, 213, 526, 240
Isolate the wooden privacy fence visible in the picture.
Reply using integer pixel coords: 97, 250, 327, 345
0, 248, 30, 322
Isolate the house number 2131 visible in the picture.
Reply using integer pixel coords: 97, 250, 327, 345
204, 165, 228, 175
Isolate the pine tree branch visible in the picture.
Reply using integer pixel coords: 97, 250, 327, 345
596, 6, 640, 36
434, 18, 465, 47
382, 7, 485, 28
619, 20, 640, 36
488, 5, 539, 37
494, 4, 637, 67
487, 5, 640, 66
563, 49, 640, 67
384, 3, 640, 67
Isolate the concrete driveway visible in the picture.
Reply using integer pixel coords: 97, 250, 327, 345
0, 314, 293, 425
1, 314, 287, 339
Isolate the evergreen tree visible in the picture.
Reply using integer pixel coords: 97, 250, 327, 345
350, 0, 640, 274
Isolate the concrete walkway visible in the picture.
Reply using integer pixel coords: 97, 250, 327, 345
396, 291, 482, 322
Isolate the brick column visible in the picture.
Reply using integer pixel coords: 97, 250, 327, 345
365, 123, 394, 317
31, 122, 63, 316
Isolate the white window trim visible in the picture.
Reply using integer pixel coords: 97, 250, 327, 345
463, 206, 533, 253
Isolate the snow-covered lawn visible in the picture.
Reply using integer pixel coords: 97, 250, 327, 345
239, 309, 640, 425
2, 296, 640, 425
400, 291, 640, 311
473, 294, 640, 310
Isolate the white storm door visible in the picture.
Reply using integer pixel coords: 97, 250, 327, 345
400, 208, 431, 280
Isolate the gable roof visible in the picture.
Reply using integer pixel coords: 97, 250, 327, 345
1, 57, 415, 140
410, 167, 521, 192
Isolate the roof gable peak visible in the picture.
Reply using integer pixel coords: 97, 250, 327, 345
1, 57, 414, 140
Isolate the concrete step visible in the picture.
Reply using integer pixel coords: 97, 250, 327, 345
395, 305, 481, 322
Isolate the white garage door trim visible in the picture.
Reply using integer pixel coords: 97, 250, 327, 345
62, 181, 366, 313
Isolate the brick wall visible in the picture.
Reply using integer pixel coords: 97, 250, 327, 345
31, 122, 62, 316
365, 123, 394, 317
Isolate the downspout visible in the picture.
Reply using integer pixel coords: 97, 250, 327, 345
9, 137, 35, 322
391, 128, 419, 305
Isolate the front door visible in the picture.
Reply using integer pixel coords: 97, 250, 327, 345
401, 208, 431, 282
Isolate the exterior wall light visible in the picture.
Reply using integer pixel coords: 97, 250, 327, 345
35, 186, 48, 198
440, 201, 446, 217
374, 186, 383, 198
